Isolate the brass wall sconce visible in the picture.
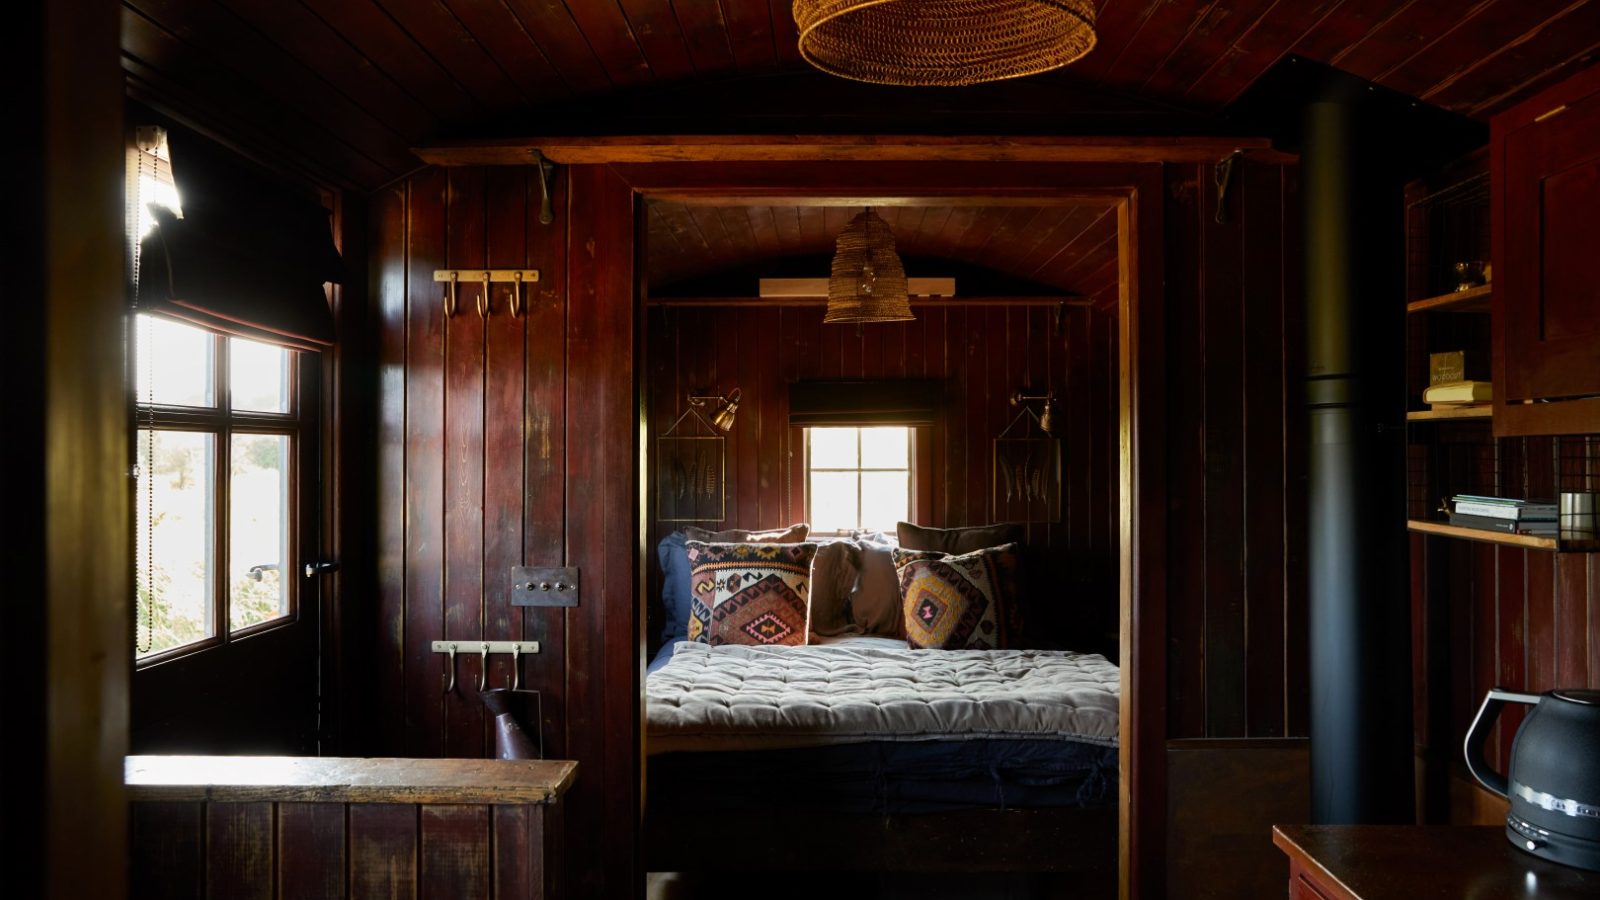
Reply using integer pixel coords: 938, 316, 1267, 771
688, 388, 741, 432
1011, 390, 1055, 436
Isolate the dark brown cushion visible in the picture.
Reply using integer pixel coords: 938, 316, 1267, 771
682, 523, 809, 543
850, 543, 905, 639
895, 522, 1024, 555
808, 541, 861, 637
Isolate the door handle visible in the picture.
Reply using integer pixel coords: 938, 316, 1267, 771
304, 560, 340, 578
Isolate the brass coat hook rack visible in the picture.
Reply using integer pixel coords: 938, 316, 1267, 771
434, 640, 541, 694
434, 269, 541, 318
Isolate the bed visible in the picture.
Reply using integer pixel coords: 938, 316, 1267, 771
643, 634, 1120, 879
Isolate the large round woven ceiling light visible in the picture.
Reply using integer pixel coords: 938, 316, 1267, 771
794, 0, 1097, 87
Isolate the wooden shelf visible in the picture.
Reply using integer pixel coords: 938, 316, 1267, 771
1407, 519, 1600, 552
1406, 283, 1491, 313
1406, 405, 1492, 421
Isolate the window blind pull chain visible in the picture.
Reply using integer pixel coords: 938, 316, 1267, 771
132, 135, 159, 656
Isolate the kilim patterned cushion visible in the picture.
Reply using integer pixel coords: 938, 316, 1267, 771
685, 541, 818, 647
892, 543, 1021, 650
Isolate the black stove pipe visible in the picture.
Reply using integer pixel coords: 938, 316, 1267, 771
1303, 81, 1414, 824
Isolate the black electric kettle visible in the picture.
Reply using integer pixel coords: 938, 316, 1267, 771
1465, 688, 1600, 870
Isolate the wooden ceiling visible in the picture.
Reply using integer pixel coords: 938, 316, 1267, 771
122, 1, 1600, 189
646, 202, 1120, 297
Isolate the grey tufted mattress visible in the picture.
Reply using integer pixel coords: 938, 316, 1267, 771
645, 638, 1120, 755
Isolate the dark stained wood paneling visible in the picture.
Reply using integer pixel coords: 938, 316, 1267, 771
372, 179, 409, 757
205, 802, 273, 900
562, 163, 641, 900
403, 166, 448, 757
419, 805, 489, 900
1162, 160, 1306, 740
277, 802, 345, 900
134, 795, 562, 900
348, 804, 418, 900
442, 166, 488, 757
1241, 161, 1290, 737
522, 167, 571, 762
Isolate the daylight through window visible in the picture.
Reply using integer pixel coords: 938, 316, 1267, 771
806, 426, 912, 534
134, 314, 298, 661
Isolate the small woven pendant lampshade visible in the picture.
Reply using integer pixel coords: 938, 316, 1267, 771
825, 208, 914, 324
794, 0, 1097, 87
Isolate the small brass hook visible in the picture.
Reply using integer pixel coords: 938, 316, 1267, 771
444, 643, 457, 694
511, 271, 524, 318
478, 643, 490, 692
510, 643, 522, 690
445, 271, 459, 318
479, 271, 491, 319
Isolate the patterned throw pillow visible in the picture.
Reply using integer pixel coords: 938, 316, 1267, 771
892, 543, 1021, 650
686, 541, 819, 646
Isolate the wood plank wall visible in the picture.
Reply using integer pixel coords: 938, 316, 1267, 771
368, 163, 638, 899
1162, 159, 1309, 740
131, 799, 557, 899
643, 302, 1120, 653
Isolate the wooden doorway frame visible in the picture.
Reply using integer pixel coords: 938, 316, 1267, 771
601, 154, 1169, 899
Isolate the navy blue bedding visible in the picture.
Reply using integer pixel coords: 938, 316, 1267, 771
646, 738, 1117, 815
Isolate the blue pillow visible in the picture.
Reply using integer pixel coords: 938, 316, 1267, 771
656, 531, 693, 646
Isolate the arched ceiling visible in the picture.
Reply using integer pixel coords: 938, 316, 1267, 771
121, 1, 1600, 190
646, 202, 1119, 298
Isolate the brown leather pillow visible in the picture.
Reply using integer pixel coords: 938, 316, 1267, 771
808, 541, 861, 638
682, 523, 809, 543
895, 522, 1024, 555
850, 542, 905, 639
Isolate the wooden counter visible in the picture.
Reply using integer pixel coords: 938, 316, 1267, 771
126, 754, 577, 804
1273, 825, 1600, 899
128, 755, 577, 900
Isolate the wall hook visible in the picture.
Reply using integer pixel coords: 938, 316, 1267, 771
479, 271, 491, 318
534, 150, 556, 226
510, 642, 522, 690
1214, 148, 1244, 225
511, 270, 525, 317
445, 271, 459, 318
443, 643, 457, 694
478, 643, 490, 692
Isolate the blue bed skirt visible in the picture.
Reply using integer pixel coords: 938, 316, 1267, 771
646, 738, 1117, 815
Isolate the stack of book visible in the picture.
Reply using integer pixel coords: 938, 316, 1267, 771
1449, 495, 1558, 534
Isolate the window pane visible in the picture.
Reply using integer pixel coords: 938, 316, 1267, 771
810, 427, 858, 468
230, 337, 291, 413
860, 471, 909, 532
230, 434, 291, 632
810, 471, 859, 533
860, 427, 909, 469
135, 314, 214, 408
136, 430, 216, 658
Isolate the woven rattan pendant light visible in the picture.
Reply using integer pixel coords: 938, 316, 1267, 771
794, 0, 1097, 87
825, 208, 914, 324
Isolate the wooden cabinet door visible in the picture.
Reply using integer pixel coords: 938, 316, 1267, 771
1493, 64, 1600, 436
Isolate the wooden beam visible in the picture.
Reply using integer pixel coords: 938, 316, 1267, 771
645, 295, 1091, 308
414, 134, 1289, 167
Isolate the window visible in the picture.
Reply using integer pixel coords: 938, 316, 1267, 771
806, 426, 912, 534
134, 313, 302, 661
